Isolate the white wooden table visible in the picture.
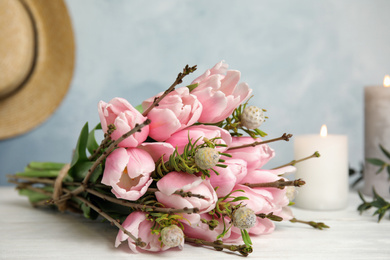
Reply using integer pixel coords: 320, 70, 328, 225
1, 186, 389, 259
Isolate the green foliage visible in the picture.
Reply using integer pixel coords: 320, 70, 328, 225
241, 229, 252, 246
69, 122, 103, 183
154, 136, 229, 180
366, 144, 390, 179
87, 123, 102, 155
358, 189, 390, 222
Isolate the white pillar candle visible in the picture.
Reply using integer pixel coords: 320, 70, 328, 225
293, 125, 348, 210
363, 75, 390, 199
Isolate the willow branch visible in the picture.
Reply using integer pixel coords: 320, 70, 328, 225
185, 237, 253, 257
227, 133, 292, 151
86, 188, 199, 214
83, 119, 151, 185
243, 178, 305, 189
142, 64, 197, 116
290, 217, 329, 230
272, 151, 321, 170
74, 195, 146, 247
147, 188, 206, 200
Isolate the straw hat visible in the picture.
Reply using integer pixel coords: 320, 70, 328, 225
0, 0, 75, 139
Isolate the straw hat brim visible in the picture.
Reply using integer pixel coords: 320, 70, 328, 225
0, 0, 75, 139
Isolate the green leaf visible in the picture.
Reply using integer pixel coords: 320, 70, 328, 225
387, 166, 390, 180
87, 123, 102, 155
231, 196, 249, 202
366, 158, 386, 166
241, 229, 252, 246
68, 161, 102, 183
135, 104, 144, 113
379, 144, 390, 160
376, 165, 386, 175
70, 122, 90, 168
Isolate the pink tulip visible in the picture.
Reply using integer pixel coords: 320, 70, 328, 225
190, 61, 252, 123
101, 148, 154, 201
226, 136, 275, 171
207, 158, 247, 197
142, 87, 202, 141
138, 142, 175, 162
165, 125, 232, 154
155, 171, 218, 225
116, 211, 183, 253
228, 166, 295, 217
182, 213, 242, 244
98, 97, 149, 147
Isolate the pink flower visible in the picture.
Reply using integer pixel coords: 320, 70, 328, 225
98, 97, 149, 148
138, 142, 175, 162
142, 87, 202, 141
182, 213, 242, 244
165, 125, 232, 154
207, 158, 247, 197
229, 166, 295, 216
226, 136, 275, 171
101, 148, 154, 201
116, 211, 183, 253
190, 61, 252, 123
155, 171, 218, 224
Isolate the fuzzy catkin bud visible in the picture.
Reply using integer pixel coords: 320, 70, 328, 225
241, 106, 265, 129
195, 147, 220, 170
161, 225, 184, 248
232, 207, 256, 230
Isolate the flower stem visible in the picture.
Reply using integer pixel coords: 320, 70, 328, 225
142, 64, 197, 116
74, 195, 146, 247
86, 188, 199, 214
272, 151, 321, 170
53, 119, 152, 204
227, 133, 292, 151
184, 237, 253, 257
289, 217, 329, 230
146, 188, 206, 200
243, 178, 305, 189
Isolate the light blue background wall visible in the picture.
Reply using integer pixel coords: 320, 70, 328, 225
1, 0, 390, 185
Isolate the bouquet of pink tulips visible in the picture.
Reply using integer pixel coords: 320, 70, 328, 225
8, 61, 327, 256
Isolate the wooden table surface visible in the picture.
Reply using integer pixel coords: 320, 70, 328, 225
0, 186, 389, 260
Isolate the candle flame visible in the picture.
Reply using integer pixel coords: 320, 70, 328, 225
320, 124, 327, 137
384, 75, 390, 87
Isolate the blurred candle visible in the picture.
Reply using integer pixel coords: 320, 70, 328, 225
294, 125, 348, 210
363, 75, 390, 198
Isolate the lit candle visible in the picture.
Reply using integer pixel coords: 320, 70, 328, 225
363, 75, 390, 198
293, 125, 348, 210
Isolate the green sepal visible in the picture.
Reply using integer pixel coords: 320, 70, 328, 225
186, 83, 199, 92
135, 104, 144, 113
231, 196, 249, 202
87, 123, 102, 155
